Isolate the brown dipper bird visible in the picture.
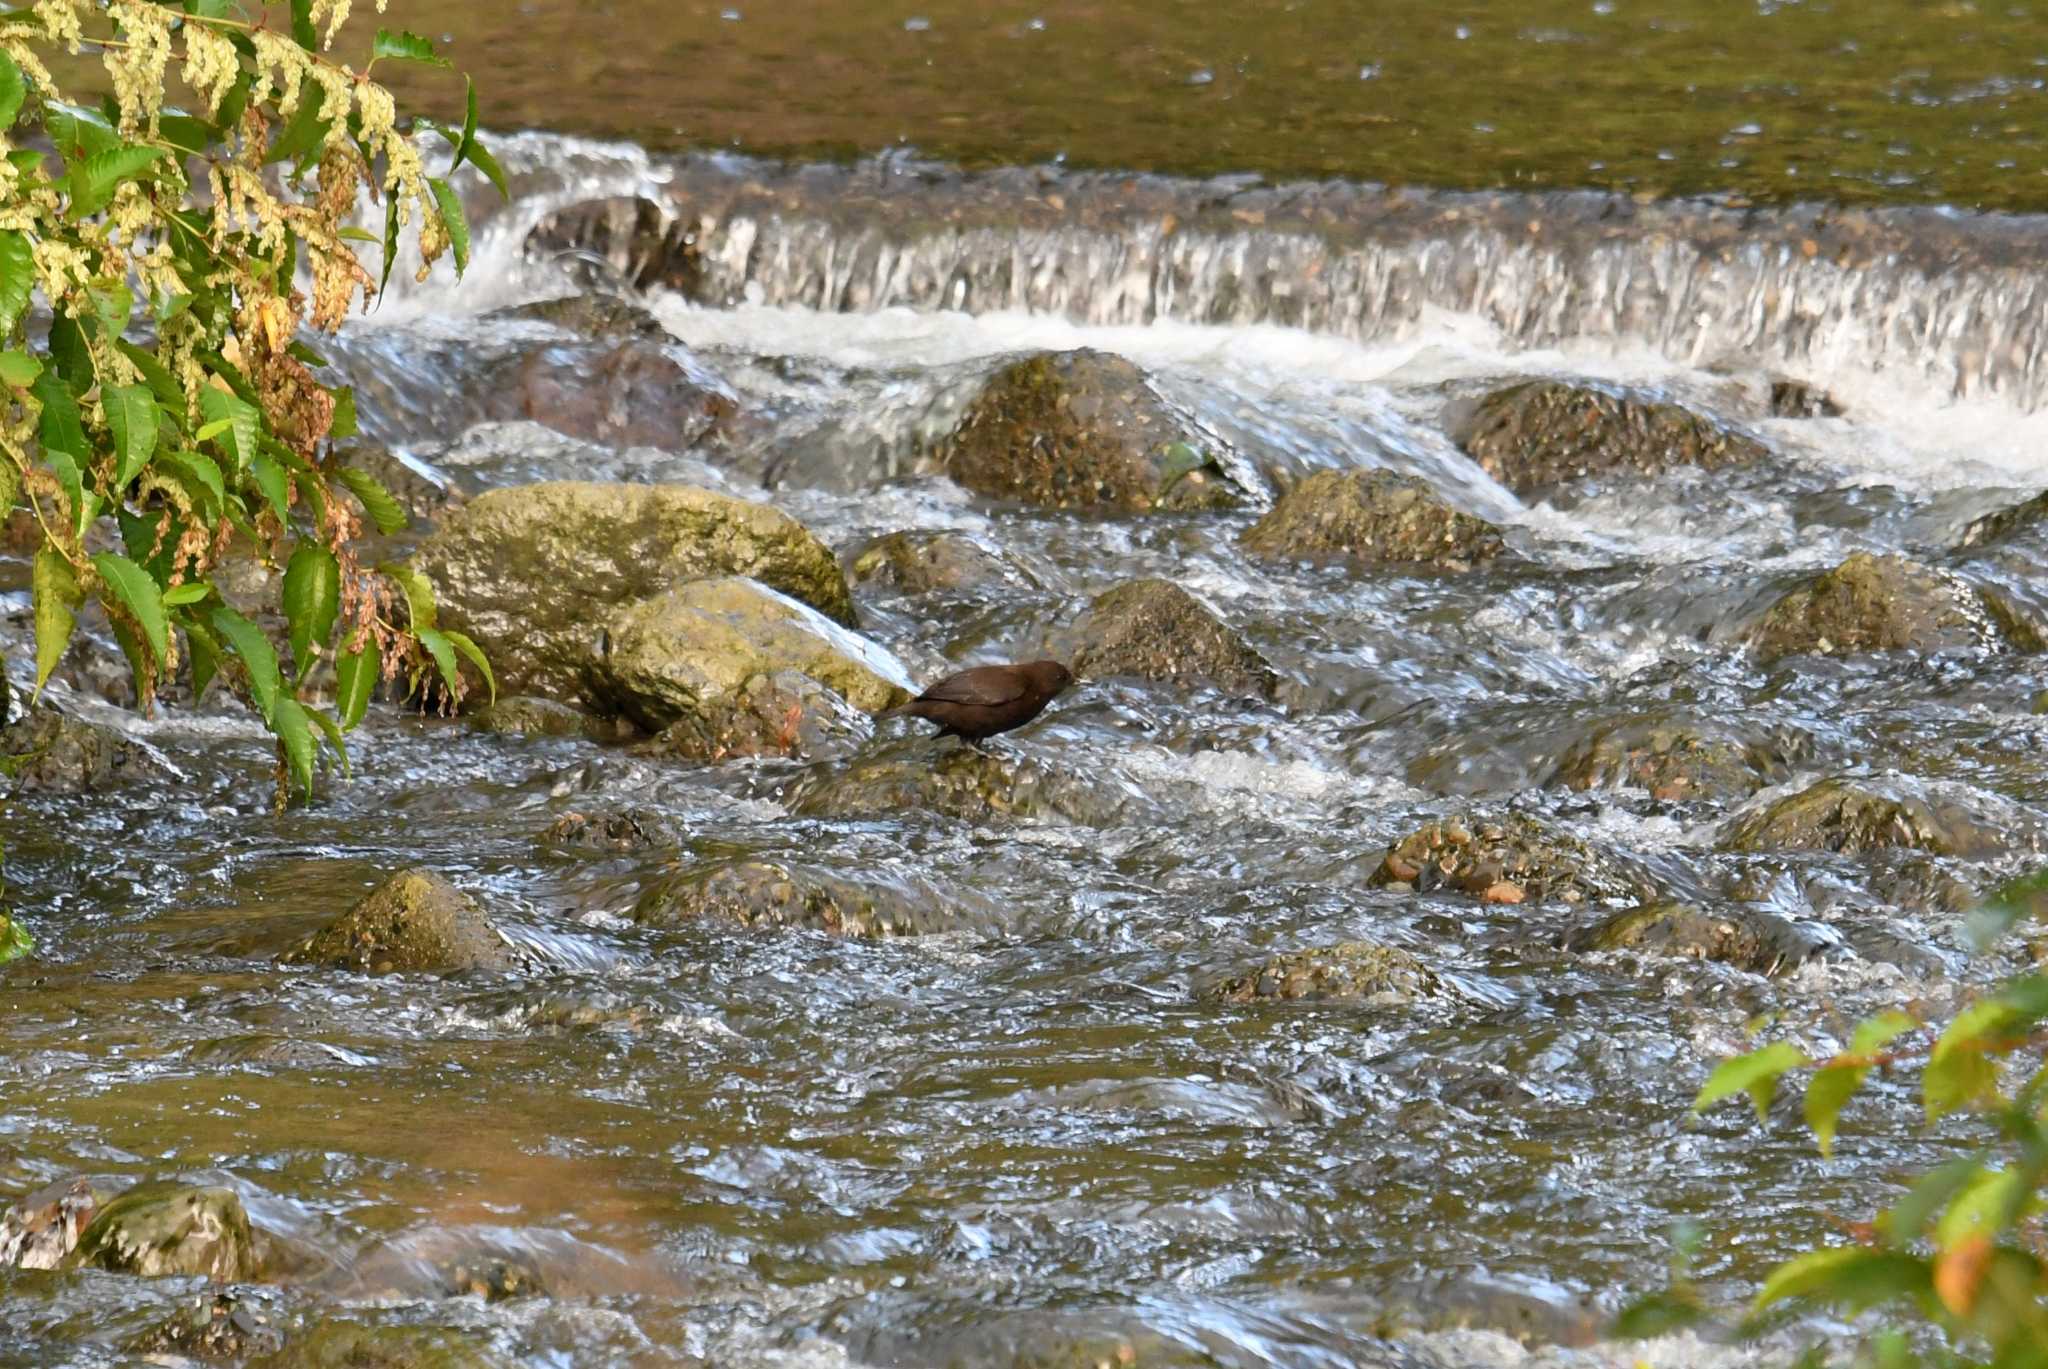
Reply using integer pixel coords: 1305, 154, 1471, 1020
884, 660, 1073, 743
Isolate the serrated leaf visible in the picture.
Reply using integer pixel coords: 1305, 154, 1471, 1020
328, 385, 357, 440
466, 138, 509, 202
0, 349, 39, 386
336, 465, 407, 534
45, 313, 91, 393
113, 339, 182, 412
272, 695, 317, 798
334, 636, 379, 731
88, 279, 132, 340
210, 605, 281, 724
0, 50, 24, 133
427, 177, 470, 277
414, 626, 462, 703
371, 28, 451, 67
283, 541, 340, 663
288, 0, 316, 48
378, 190, 400, 298
162, 580, 212, 607
1887, 1155, 1992, 1247
91, 552, 168, 665
157, 112, 210, 157
247, 453, 291, 525
0, 231, 29, 339
306, 704, 351, 778
106, 612, 152, 710
1754, 1247, 1931, 1313
44, 103, 118, 163
104, 384, 159, 490
266, 83, 329, 168
67, 144, 164, 218
441, 628, 495, 705
0, 451, 17, 519
1693, 1040, 1807, 1123
377, 561, 435, 629
158, 449, 226, 516
32, 548, 81, 698
198, 387, 259, 475
454, 76, 479, 170
1804, 1064, 1866, 1160
185, 616, 222, 700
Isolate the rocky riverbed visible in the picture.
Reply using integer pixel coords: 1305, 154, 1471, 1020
4, 140, 2048, 1367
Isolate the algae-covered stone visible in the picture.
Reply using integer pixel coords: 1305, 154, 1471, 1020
587, 578, 914, 733
1548, 715, 1802, 801
409, 481, 856, 702
539, 808, 681, 853
848, 529, 1036, 594
634, 858, 962, 937
1208, 941, 1446, 1004
1747, 552, 2041, 662
134, 1291, 285, 1361
1369, 814, 1652, 906
1239, 469, 1504, 570
631, 669, 870, 763
1071, 578, 1278, 697
282, 869, 522, 975
491, 292, 667, 342
1561, 901, 1832, 975
1454, 379, 1767, 496
784, 740, 1131, 826
466, 695, 597, 740
0, 707, 161, 793
68, 1182, 260, 1282
935, 349, 1247, 512
1955, 489, 2048, 551
1719, 777, 2025, 858
251, 1321, 501, 1369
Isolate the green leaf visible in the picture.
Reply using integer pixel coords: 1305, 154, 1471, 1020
91, 552, 168, 665
288, 0, 316, 49
414, 626, 462, 702
0, 349, 40, 386
0, 231, 29, 342
336, 465, 407, 534
466, 138, 509, 202
441, 628, 495, 704
31, 548, 81, 699
1609, 1290, 1707, 1340
1936, 1167, 2030, 1252
377, 561, 436, 629
1927, 996, 2018, 1122
114, 339, 183, 413
371, 28, 451, 67
0, 912, 30, 966
454, 76, 479, 170
158, 449, 226, 516
272, 695, 317, 798
427, 177, 471, 277
0, 50, 25, 133
195, 418, 233, 443
44, 103, 118, 163
283, 541, 340, 663
306, 704, 350, 778
88, 279, 132, 340
266, 83, 329, 168
1804, 1064, 1866, 1160
67, 144, 164, 218
45, 313, 92, 393
1693, 1040, 1807, 1123
378, 190, 401, 298
0, 451, 17, 520
1849, 1010, 1920, 1057
162, 580, 213, 608
198, 387, 260, 475
106, 612, 152, 710
185, 616, 222, 701
1886, 1154, 1992, 1247
334, 636, 379, 731
104, 384, 159, 490
42, 450, 88, 540
1754, 1247, 1931, 1313
209, 605, 281, 723
328, 385, 357, 440
157, 112, 211, 157
247, 453, 291, 526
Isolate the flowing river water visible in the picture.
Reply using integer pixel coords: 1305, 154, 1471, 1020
8, 4, 2048, 1366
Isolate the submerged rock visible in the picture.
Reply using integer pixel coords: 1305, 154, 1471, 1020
631, 668, 870, 763
69, 1182, 261, 1282
250, 1321, 499, 1369
587, 578, 913, 733
1070, 578, 1278, 697
1, 1177, 109, 1270
133, 1291, 285, 1361
539, 808, 681, 854
784, 740, 1131, 825
1239, 468, 1504, 570
0, 707, 160, 794
1208, 941, 1447, 1004
1561, 901, 1833, 975
634, 858, 964, 938
1719, 777, 2026, 858
508, 338, 735, 452
491, 292, 667, 342
1548, 714, 1803, 801
1454, 379, 1768, 495
282, 869, 523, 975
934, 349, 1247, 512
409, 481, 856, 702
1954, 489, 2048, 551
1369, 815, 1652, 906
848, 529, 1038, 594
1767, 378, 1843, 419
1747, 552, 2041, 662
466, 695, 599, 740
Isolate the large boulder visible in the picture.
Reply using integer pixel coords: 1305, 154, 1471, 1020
0, 707, 162, 793
1239, 469, 1504, 570
1070, 578, 1278, 698
1747, 552, 2041, 662
1368, 814, 1653, 906
1561, 901, 1834, 976
408, 482, 856, 703
1454, 380, 1767, 496
68, 1182, 261, 1282
783, 741, 1135, 826
586, 578, 914, 733
282, 869, 524, 975
848, 529, 1039, 595
632, 669, 871, 764
1207, 941, 1447, 1005
933, 349, 1248, 512
633, 858, 967, 938
1719, 777, 2030, 858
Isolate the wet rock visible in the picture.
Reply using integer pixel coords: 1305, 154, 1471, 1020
1453, 379, 1768, 496
588, 578, 913, 733
1748, 552, 2042, 662
934, 349, 1247, 512
332, 443, 459, 528
69, 1181, 261, 1282
1955, 489, 2048, 551
630, 668, 870, 763
634, 857, 963, 938
1239, 468, 1504, 570
282, 869, 523, 975
409, 481, 857, 703
784, 740, 1131, 825
1767, 378, 1843, 419
539, 808, 680, 853
1, 1177, 109, 1270
508, 338, 735, 452
1070, 578, 1278, 698
524, 194, 699, 295
1207, 941, 1446, 1004
133, 1290, 285, 1361
490, 292, 667, 342
1368, 815, 1653, 906
466, 695, 599, 740
1548, 715, 1802, 801
1561, 901, 1832, 975
437, 1254, 546, 1303
1719, 777, 2026, 858
251, 1321, 499, 1369
185, 1035, 363, 1070
0, 706, 161, 793
848, 529, 1037, 594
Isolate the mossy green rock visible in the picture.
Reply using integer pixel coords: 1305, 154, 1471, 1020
1719, 777, 2024, 857
1456, 379, 1767, 495
282, 869, 521, 975
936, 349, 1246, 511
634, 858, 963, 938
1369, 814, 1653, 906
409, 481, 855, 703
0, 708, 160, 794
68, 1182, 260, 1282
1748, 552, 2041, 662
849, 529, 1035, 594
588, 577, 914, 733
1208, 941, 1446, 1004
1562, 901, 1831, 975
784, 741, 1131, 825
1240, 468, 1504, 570
1071, 578, 1278, 697
251, 1322, 500, 1369
632, 668, 870, 763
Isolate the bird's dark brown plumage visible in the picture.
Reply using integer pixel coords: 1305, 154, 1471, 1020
885, 660, 1073, 742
